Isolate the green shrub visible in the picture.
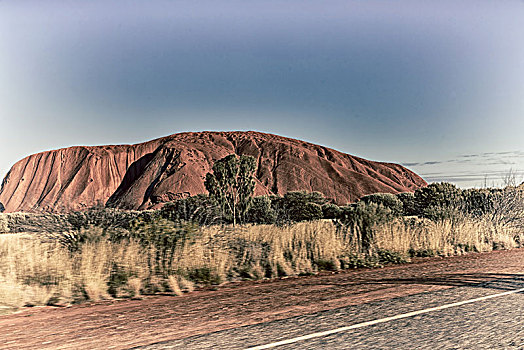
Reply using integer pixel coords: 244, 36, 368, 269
315, 259, 338, 271
339, 250, 407, 269
360, 193, 403, 216
1, 212, 69, 233
187, 267, 222, 285
302, 203, 323, 221
273, 191, 326, 223
107, 263, 132, 297
339, 254, 385, 269
245, 196, 277, 224
414, 182, 463, 221
66, 207, 153, 231
338, 201, 396, 253
52, 226, 106, 252
322, 203, 342, 219
396, 192, 417, 216
408, 248, 437, 257
160, 194, 221, 226
339, 254, 372, 269
461, 188, 494, 217
130, 219, 198, 277
375, 249, 408, 265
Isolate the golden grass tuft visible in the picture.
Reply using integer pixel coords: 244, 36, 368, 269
127, 278, 143, 297
167, 275, 183, 296
178, 276, 195, 292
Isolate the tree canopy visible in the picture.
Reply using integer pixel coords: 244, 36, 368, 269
204, 154, 257, 225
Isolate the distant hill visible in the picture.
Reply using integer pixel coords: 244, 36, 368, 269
0, 131, 427, 213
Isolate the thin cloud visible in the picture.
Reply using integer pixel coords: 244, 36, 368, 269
402, 160, 445, 167
420, 169, 524, 187
404, 150, 524, 168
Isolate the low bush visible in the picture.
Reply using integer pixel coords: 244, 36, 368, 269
360, 193, 403, 216
0, 212, 68, 233
315, 259, 338, 271
408, 248, 437, 258
339, 250, 409, 269
272, 191, 326, 223
322, 203, 342, 219
338, 201, 397, 253
0, 214, 9, 233
66, 207, 154, 231
396, 192, 417, 216
187, 267, 222, 285
414, 182, 463, 221
245, 196, 277, 224
159, 194, 221, 226
375, 249, 408, 265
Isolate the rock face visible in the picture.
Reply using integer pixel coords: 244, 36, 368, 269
0, 131, 427, 213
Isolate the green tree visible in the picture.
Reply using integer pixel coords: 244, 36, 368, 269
414, 182, 463, 221
204, 154, 257, 226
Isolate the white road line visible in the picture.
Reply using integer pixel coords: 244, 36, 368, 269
245, 287, 524, 350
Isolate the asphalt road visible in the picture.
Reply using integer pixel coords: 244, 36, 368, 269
138, 277, 524, 349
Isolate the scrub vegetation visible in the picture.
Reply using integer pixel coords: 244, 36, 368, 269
1, 155, 523, 312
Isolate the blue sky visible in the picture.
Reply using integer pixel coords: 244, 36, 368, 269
1, 0, 524, 187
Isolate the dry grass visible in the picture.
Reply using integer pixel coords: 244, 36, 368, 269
374, 216, 522, 256
167, 275, 183, 296
0, 235, 73, 308
178, 275, 195, 292
0, 216, 521, 311
0, 236, 148, 306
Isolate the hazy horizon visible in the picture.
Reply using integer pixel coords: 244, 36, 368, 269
2, 1, 524, 188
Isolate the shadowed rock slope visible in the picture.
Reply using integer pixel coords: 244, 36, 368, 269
0, 131, 426, 213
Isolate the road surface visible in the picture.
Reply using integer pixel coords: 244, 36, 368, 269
140, 278, 524, 349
